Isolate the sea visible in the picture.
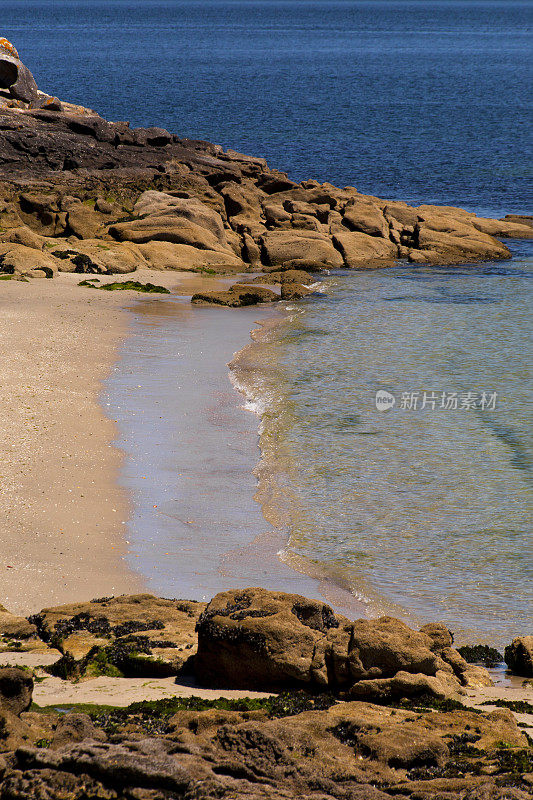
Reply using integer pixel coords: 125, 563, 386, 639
6, 0, 532, 646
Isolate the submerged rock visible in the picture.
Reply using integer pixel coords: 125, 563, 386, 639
192, 285, 278, 306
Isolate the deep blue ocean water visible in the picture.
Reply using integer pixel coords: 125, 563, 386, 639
4, 0, 532, 214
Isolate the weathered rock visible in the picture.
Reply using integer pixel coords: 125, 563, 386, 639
247, 268, 314, 285
418, 623, 492, 688
0, 52, 38, 103
261, 230, 343, 269
63, 200, 105, 239
342, 199, 389, 238
290, 212, 322, 231
51, 713, 106, 748
415, 210, 511, 262
470, 216, 533, 239
505, 635, 533, 677
407, 247, 442, 264
1, 699, 529, 799
0, 668, 33, 717
29, 594, 205, 676
195, 588, 457, 694
332, 231, 398, 267
109, 214, 229, 251
347, 670, 453, 702
133, 191, 227, 244
263, 202, 292, 227
137, 240, 244, 272
29, 92, 62, 112
192, 285, 278, 306
281, 282, 313, 299
419, 622, 454, 651
502, 213, 533, 228
229, 283, 278, 301
49, 240, 144, 274
0, 244, 59, 277
6, 738, 199, 796
0, 225, 44, 251
0, 606, 37, 640
219, 181, 265, 231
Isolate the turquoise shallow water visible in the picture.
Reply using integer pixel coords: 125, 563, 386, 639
235, 240, 533, 646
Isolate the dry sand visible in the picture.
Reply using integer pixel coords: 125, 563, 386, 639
0, 269, 228, 616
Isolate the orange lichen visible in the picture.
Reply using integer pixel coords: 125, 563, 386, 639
0, 38, 20, 60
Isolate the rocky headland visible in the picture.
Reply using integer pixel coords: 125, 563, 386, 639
1, 40, 532, 304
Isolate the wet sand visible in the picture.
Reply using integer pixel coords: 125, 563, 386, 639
105, 297, 364, 619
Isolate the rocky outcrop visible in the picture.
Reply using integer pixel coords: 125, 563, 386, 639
0, 43, 530, 292
505, 636, 533, 677
0, 589, 530, 797
194, 588, 491, 698
0, 696, 530, 799
28, 594, 205, 676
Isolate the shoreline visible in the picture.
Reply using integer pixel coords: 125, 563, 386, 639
229, 309, 371, 622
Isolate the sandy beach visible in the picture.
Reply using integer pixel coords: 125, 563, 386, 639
0, 269, 215, 615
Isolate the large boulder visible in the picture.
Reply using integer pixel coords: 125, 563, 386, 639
196, 588, 451, 693
195, 588, 347, 690
332, 231, 397, 267
505, 635, 533, 677
261, 230, 344, 269
133, 191, 227, 245
109, 214, 229, 252
29, 594, 205, 673
342, 199, 389, 238
137, 241, 244, 272
0, 668, 33, 716
0, 244, 59, 278
195, 589, 492, 698
49, 240, 145, 274
0, 40, 38, 104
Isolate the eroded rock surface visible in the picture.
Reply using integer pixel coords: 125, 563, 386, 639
0, 589, 531, 797
194, 588, 492, 699
28, 594, 206, 677
0, 694, 531, 799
